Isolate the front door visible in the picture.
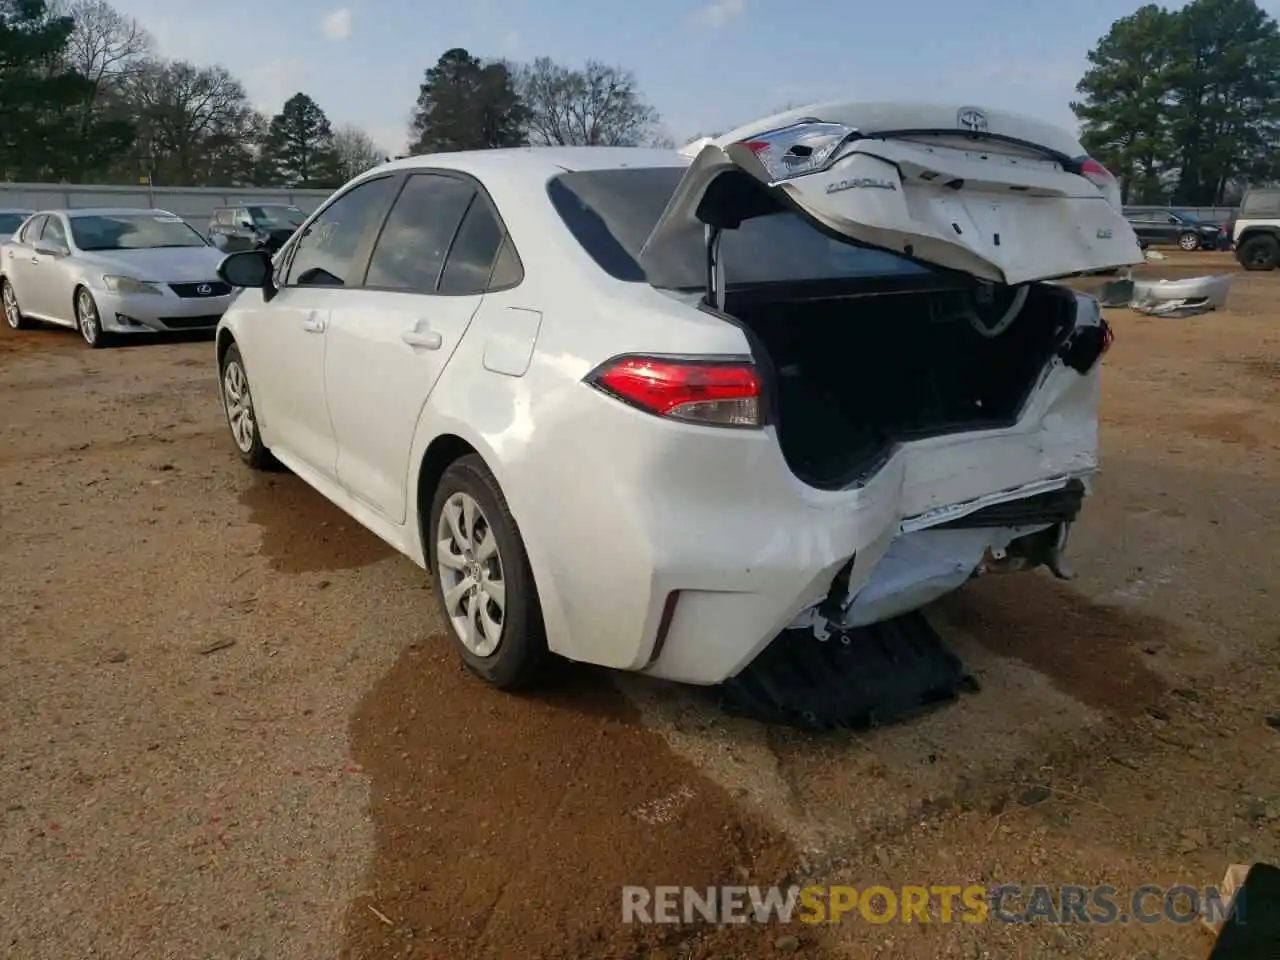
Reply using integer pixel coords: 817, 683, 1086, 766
247, 173, 401, 479
326, 172, 513, 524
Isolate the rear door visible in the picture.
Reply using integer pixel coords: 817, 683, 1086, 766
641, 102, 1144, 287
324, 170, 512, 524
4, 215, 46, 312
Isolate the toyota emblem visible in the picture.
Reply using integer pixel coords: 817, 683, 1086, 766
196, 283, 213, 295
956, 107, 989, 133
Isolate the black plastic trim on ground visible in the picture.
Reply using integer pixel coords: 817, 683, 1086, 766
934, 479, 1086, 530
718, 611, 979, 732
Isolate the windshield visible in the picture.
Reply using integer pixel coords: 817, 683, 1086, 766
547, 167, 931, 289
0, 213, 28, 234
70, 213, 207, 251
248, 205, 304, 227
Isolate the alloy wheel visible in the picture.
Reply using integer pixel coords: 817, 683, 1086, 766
77, 290, 100, 346
3, 283, 20, 329
1178, 233, 1200, 251
221, 359, 256, 454
435, 491, 506, 657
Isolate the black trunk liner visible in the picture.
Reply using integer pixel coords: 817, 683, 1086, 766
718, 611, 978, 731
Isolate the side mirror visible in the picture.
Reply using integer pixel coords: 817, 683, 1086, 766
218, 250, 274, 291
33, 241, 68, 258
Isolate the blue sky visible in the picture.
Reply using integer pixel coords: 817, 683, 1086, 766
108, 0, 1222, 157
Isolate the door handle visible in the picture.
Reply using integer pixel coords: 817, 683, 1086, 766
301, 313, 325, 333
29, 256, 39, 264
401, 326, 442, 350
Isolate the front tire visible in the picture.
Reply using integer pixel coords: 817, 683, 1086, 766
75, 287, 111, 348
219, 343, 275, 469
1237, 234, 1280, 271
429, 455, 547, 689
2, 278, 33, 330
1177, 231, 1201, 252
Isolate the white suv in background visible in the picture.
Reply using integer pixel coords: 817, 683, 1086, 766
1232, 187, 1280, 270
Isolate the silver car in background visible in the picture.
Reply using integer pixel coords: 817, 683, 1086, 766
0, 208, 234, 348
0, 209, 35, 242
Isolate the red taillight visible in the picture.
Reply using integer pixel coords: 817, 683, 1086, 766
1079, 157, 1114, 180
1101, 318, 1114, 354
586, 355, 763, 427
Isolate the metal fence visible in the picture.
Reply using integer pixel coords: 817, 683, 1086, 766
0, 182, 1247, 234
0, 182, 336, 234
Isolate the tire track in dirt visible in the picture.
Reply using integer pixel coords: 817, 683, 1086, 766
342, 647, 823, 960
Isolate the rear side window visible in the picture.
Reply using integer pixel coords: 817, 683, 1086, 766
438, 199, 507, 295
1241, 190, 1280, 217
365, 174, 475, 293
547, 167, 930, 289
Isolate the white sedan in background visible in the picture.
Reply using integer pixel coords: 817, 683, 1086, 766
1, 208, 234, 347
212, 101, 1141, 694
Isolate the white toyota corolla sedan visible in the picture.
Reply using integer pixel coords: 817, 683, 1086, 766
1, 208, 233, 347
213, 101, 1142, 692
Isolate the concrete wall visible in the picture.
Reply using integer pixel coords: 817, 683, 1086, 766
0, 183, 336, 234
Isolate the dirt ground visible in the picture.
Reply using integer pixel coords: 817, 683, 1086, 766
0, 250, 1276, 960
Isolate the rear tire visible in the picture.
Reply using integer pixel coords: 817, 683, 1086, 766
1237, 234, 1280, 271
428, 454, 547, 690
219, 343, 276, 469
2, 278, 33, 330
1177, 231, 1200, 252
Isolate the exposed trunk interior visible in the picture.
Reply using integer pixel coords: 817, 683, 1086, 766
723, 280, 1080, 490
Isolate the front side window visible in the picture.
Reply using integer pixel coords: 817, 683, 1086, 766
70, 213, 206, 251
547, 166, 932, 289
41, 216, 68, 247
285, 176, 398, 287
365, 173, 475, 293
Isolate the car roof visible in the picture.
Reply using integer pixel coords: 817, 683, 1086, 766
376, 146, 689, 179
36, 207, 186, 218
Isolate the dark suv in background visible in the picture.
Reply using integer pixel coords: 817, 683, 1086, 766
207, 203, 306, 253
1124, 208, 1229, 251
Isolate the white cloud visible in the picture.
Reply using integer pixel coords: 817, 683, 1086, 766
320, 8, 352, 41
245, 57, 309, 113
695, 0, 744, 28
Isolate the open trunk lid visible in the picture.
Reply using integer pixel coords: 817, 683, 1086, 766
641, 101, 1144, 288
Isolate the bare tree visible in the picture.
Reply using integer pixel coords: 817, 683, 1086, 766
514, 57, 662, 147
331, 124, 386, 182
121, 60, 258, 185
56, 0, 153, 86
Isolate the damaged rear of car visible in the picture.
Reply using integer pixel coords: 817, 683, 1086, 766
539, 102, 1139, 693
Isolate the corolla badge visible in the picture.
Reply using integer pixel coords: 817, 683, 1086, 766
825, 178, 898, 194
957, 106, 989, 133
